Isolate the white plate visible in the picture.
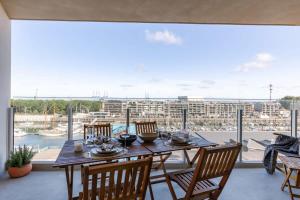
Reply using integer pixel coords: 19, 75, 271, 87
91, 147, 122, 156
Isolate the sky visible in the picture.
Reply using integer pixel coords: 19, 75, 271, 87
11, 20, 300, 99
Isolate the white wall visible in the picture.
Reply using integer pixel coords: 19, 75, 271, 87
0, 3, 11, 174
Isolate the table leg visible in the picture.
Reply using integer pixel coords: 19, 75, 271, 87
191, 148, 201, 164
296, 170, 300, 187
160, 157, 177, 200
184, 148, 202, 168
65, 165, 74, 200
286, 170, 294, 200
152, 153, 171, 170
281, 165, 294, 200
183, 150, 190, 166
282, 165, 289, 191
148, 180, 155, 200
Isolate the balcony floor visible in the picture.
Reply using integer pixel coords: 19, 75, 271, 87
0, 168, 293, 200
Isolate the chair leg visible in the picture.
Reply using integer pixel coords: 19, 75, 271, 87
209, 192, 219, 200
285, 169, 294, 200
148, 180, 155, 200
167, 180, 178, 200
281, 165, 290, 191
153, 153, 171, 170
81, 165, 84, 184
65, 165, 74, 200
161, 161, 177, 200
210, 175, 230, 200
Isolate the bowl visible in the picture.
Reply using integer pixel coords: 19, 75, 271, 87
117, 134, 137, 146
138, 134, 158, 143
171, 135, 189, 143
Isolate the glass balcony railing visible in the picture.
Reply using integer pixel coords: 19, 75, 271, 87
12, 99, 69, 162
10, 97, 299, 164
241, 99, 294, 161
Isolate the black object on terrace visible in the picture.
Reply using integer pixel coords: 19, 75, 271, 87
263, 134, 299, 174
117, 134, 137, 146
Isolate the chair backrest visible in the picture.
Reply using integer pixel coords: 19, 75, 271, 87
195, 143, 241, 181
83, 123, 111, 139
135, 121, 157, 135
81, 157, 153, 200
184, 144, 241, 199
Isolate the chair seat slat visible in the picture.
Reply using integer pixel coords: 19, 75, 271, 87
167, 144, 242, 200
79, 157, 153, 200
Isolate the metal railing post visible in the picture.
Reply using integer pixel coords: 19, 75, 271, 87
7, 107, 15, 156
183, 108, 187, 130
291, 109, 293, 137
237, 109, 243, 162
67, 104, 73, 140
126, 108, 130, 134
295, 110, 298, 138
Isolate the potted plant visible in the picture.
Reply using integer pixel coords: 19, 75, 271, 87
6, 145, 35, 178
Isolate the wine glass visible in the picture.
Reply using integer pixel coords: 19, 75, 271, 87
87, 127, 96, 147
122, 134, 130, 149
161, 131, 170, 145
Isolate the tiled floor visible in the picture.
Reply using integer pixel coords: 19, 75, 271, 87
0, 168, 292, 200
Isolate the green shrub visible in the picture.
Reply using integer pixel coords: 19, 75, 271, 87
6, 145, 35, 168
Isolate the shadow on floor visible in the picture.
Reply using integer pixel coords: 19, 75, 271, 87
0, 168, 291, 200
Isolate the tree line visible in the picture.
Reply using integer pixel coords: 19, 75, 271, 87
279, 96, 300, 110
11, 99, 103, 114
10, 96, 300, 115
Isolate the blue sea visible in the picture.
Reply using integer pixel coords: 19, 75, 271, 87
15, 124, 136, 150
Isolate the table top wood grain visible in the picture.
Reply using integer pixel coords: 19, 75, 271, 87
53, 135, 216, 167
53, 139, 152, 167
279, 155, 300, 170
139, 136, 216, 153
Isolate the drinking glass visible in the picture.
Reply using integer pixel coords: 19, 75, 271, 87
86, 127, 96, 147
74, 140, 83, 152
122, 134, 130, 149
161, 131, 170, 145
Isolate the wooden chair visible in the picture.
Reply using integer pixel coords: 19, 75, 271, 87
79, 157, 153, 200
135, 121, 172, 200
167, 143, 241, 200
81, 123, 112, 184
135, 121, 171, 169
83, 123, 112, 139
135, 121, 172, 166
135, 121, 158, 135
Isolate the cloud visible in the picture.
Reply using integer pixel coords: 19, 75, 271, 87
181, 87, 191, 91
176, 83, 192, 87
197, 80, 215, 89
120, 84, 134, 88
256, 53, 273, 62
198, 86, 210, 89
291, 85, 300, 89
238, 80, 248, 86
236, 53, 274, 72
201, 80, 216, 85
148, 78, 163, 83
176, 81, 215, 90
135, 64, 146, 72
145, 30, 182, 45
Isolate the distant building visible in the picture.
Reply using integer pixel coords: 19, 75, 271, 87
127, 100, 164, 117
178, 96, 188, 102
164, 100, 186, 118
101, 98, 281, 119
89, 112, 109, 118
262, 102, 281, 117
188, 100, 206, 117
240, 103, 255, 117
103, 100, 124, 116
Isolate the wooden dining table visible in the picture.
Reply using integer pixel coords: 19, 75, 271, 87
53, 134, 216, 200
279, 155, 300, 200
